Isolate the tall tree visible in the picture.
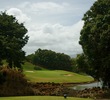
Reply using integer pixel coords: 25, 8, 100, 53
32, 49, 72, 71
79, 0, 110, 87
74, 54, 89, 73
0, 12, 29, 69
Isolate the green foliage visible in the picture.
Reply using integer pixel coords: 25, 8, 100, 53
71, 58, 78, 72
34, 66, 44, 70
79, 0, 110, 87
26, 54, 34, 63
72, 54, 92, 75
0, 12, 29, 69
26, 48, 72, 71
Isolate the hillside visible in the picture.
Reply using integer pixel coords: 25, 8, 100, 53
23, 62, 94, 83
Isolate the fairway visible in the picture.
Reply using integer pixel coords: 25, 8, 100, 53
23, 62, 94, 83
24, 70, 94, 83
0, 96, 93, 100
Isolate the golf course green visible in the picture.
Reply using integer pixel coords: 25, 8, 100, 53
23, 62, 94, 83
25, 70, 94, 83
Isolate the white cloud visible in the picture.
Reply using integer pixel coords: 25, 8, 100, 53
23, 20, 84, 56
17, 1, 87, 26
31, 2, 63, 11
7, 8, 31, 23
19, 2, 80, 16
0, 0, 95, 56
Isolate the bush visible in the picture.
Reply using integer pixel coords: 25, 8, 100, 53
34, 66, 42, 70
0, 66, 34, 96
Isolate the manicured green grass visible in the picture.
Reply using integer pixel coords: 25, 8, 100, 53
23, 62, 35, 71
23, 62, 94, 83
24, 70, 94, 83
0, 96, 93, 100
23, 62, 46, 71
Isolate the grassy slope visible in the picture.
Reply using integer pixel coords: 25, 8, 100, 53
23, 62, 35, 71
0, 96, 93, 100
23, 62, 94, 83
23, 62, 47, 71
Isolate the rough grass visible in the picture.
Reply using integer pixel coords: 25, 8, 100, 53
0, 96, 93, 100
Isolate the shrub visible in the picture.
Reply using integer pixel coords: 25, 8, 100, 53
0, 66, 34, 96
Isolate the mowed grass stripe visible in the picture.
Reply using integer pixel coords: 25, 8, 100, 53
0, 96, 93, 100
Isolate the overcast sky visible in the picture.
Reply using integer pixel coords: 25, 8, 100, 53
0, 0, 96, 57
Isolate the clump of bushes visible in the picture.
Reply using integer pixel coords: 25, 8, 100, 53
0, 66, 34, 96
34, 66, 42, 70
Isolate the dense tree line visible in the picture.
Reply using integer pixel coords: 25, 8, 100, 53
79, 0, 110, 87
71, 54, 89, 73
0, 12, 29, 69
26, 49, 72, 71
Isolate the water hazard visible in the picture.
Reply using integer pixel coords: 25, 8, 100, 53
72, 81, 102, 90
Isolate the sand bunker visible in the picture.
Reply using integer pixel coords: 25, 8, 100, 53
26, 71, 34, 73
64, 74, 73, 76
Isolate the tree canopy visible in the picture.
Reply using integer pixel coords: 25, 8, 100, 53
0, 12, 29, 69
26, 49, 72, 71
72, 54, 90, 74
79, 0, 110, 87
